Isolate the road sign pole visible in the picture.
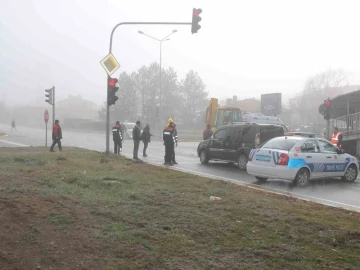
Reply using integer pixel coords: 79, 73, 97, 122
106, 77, 110, 154
44, 110, 49, 147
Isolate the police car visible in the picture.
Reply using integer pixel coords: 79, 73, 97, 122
246, 136, 359, 187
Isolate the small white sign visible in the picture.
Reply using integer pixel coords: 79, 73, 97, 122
100, 53, 120, 76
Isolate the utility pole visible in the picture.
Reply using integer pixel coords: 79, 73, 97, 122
138, 29, 177, 139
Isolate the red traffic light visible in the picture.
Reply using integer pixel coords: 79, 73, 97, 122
193, 8, 202, 17
108, 78, 118, 87
191, 8, 202, 34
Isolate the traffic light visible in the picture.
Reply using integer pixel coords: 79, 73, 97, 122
45, 88, 54, 105
324, 99, 331, 120
108, 77, 119, 106
191, 8, 202, 34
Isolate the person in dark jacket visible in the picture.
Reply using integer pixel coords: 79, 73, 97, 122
141, 123, 151, 157
132, 120, 141, 160
163, 122, 175, 166
50, 120, 62, 152
10, 119, 17, 131
172, 124, 178, 164
203, 124, 213, 140
112, 121, 123, 154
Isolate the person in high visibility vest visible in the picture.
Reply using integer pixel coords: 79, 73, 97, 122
331, 127, 343, 149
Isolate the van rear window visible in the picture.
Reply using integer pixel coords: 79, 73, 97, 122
260, 126, 284, 143
262, 137, 300, 151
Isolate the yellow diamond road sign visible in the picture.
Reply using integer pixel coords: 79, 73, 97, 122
100, 53, 120, 76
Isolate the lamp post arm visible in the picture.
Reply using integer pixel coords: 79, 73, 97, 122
106, 21, 191, 154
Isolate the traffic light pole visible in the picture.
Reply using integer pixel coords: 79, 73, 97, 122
52, 86, 55, 127
326, 119, 330, 140
106, 21, 192, 155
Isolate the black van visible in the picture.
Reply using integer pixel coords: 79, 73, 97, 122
197, 123, 284, 169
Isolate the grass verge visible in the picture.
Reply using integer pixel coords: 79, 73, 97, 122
0, 147, 360, 269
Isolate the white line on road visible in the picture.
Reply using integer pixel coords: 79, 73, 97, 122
0, 140, 29, 147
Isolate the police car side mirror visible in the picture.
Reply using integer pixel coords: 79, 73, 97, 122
336, 149, 345, 154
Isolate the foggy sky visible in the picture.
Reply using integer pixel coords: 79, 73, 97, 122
1, 0, 360, 107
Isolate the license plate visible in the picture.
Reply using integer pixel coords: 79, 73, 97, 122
256, 155, 270, 161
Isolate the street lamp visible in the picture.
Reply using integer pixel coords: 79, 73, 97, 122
138, 29, 177, 135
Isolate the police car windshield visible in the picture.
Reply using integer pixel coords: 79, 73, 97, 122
262, 137, 300, 151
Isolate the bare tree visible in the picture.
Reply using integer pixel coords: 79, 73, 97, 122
292, 68, 349, 133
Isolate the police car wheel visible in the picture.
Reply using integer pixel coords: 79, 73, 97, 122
294, 168, 310, 187
200, 150, 209, 164
237, 154, 248, 170
255, 176, 267, 182
341, 164, 358, 182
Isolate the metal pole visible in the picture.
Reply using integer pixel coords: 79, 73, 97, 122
326, 119, 330, 140
159, 41, 162, 138
106, 77, 110, 154
106, 21, 191, 154
346, 98, 350, 132
52, 86, 55, 126
45, 122, 47, 147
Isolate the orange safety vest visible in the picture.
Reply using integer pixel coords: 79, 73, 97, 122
331, 132, 341, 147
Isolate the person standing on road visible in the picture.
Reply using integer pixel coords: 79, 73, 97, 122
50, 120, 62, 152
331, 127, 343, 149
163, 121, 175, 166
112, 121, 123, 154
172, 124, 178, 164
10, 119, 17, 131
132, 120, 141, 160
141, 123, 151, 157
203, 124, 213, 140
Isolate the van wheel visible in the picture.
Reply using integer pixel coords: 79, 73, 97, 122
237, 154, 248, 170
255, 176, 267, 182
200, 150, 209, 164
293, 168, 310, 187
341, 164, 358, 182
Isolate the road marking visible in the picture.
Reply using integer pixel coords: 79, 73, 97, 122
0, 140, 29, 147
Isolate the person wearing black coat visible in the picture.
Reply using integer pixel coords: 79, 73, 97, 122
112, 121, 123, 154
141, 124, 151, 157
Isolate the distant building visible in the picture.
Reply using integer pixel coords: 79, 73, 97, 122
236, 98, 293, 127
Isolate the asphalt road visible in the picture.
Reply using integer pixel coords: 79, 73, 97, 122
1, 124, 360, 212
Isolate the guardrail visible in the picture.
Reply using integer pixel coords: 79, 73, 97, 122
331, 112, 360, 134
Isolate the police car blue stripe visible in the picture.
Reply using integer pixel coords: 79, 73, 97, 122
288, 158, 306, 168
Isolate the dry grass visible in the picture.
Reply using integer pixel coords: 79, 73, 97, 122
0, 147, 360, 269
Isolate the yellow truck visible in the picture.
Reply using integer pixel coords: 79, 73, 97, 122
204, 98, 242, 131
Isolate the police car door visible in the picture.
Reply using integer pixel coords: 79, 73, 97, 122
317, 139, 346, 177
299, 139, 324, 178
